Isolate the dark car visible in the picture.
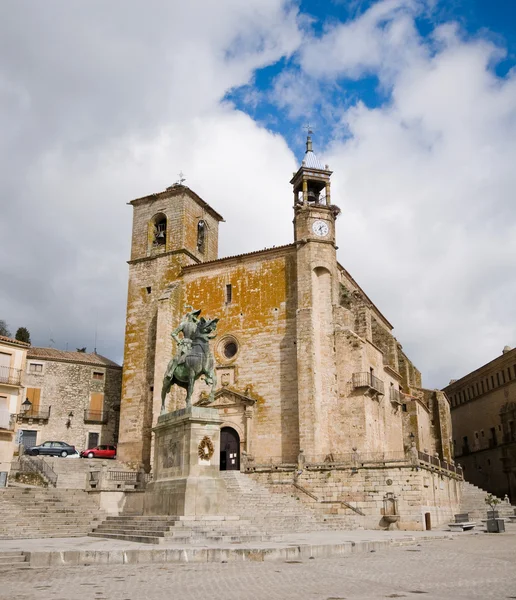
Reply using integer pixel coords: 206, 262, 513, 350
80, 445, 116, 459
25, 441, 76, 457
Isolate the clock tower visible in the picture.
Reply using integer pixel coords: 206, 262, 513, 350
291, 133, 340, 460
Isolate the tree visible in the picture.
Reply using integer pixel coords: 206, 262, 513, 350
15, 327, 31, 344
0, 320, 11, 337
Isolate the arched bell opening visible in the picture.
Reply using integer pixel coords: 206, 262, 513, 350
220, 426, 240, 471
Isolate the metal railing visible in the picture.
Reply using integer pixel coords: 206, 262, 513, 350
389, 388, 402, 404
84, 410, 108, 424
19, 455, 58, 487
0, 411, 15, 431
352, 372, 385, 395
107, 471, 152, 484
245, 450, 463, 478
0, 366, 21, 386
17, 408, 51, 421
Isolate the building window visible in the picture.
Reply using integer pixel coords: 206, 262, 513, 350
28, 363, 43, 373
151, 213, 167, 247
225, 284, 232, 304
481, 430, 484, 437
501, 371, 506, 384
481, 380, 485, 393
508, 368, 513, 381
491, 375, 495, 389
92, 372, 104, 381
197, 220, 206, 253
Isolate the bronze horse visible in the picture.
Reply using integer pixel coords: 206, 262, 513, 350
161, 317, 218, 412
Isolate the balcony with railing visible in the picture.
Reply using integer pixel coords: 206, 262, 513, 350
0, 366, 22, 387
84, 410, 108, 424
352, 372, 385, 396
389, 387, 402, 406
17, 407, 51, 422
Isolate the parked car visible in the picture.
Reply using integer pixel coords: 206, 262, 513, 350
80, 445, 117, 459
25, 441, 76, 458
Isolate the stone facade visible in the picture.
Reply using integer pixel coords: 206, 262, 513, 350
0, 335, 29, 478
443, 345, 516, 501
19, 348, 122, 452
117, 136, 459, 528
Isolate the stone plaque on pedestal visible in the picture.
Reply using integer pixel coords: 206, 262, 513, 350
143, 406, 227, 516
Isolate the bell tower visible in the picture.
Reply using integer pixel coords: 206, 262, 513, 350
292, 133, 340, 461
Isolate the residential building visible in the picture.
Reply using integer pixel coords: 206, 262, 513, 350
443, 345, 516, 501
0, 335, 29, 482
19, 348, 122, 453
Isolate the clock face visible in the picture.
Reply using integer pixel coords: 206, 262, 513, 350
312, 220, 329, 237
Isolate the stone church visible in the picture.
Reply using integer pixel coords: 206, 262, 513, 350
118, 134, 461, 529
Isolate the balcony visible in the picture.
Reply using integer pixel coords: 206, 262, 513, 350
17, 408, 51, 422
0, 366, 22, 387
84, 410, 108, 424
352, 372, 385, 397
389, 387, 402, 406
0, 411, 16, 431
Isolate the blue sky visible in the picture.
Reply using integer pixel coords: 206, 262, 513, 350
1, 0, 515, 388
226, 0, 516, 161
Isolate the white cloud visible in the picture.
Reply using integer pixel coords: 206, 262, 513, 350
0, 0, 302, 360
313, 13, 516, 387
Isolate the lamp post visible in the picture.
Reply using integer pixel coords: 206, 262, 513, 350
21, 398, 32, 415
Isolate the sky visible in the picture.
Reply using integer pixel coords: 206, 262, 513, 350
1, 0, 515, 389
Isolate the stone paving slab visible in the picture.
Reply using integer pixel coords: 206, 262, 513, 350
0, 529, 456, 567
0, 532, 515, 600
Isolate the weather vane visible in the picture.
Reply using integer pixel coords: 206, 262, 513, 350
177, 171, 186, 185
303, 123, 314, 135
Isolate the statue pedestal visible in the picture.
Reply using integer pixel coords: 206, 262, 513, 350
143, 406, 227, 516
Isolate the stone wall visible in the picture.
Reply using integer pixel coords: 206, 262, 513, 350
250, 464, 461, 530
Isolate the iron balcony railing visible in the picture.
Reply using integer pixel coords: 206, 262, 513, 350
17, 407, 51, 421
389, 388, 402, 404
84, 410, 108, 424
0, 366, 22, 386
352, 372, 385, 395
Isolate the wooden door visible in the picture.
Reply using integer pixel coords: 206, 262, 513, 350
25, 388, 41, 414
220, 427, 240, 471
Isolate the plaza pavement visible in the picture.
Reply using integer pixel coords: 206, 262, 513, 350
0, 530, 515, 600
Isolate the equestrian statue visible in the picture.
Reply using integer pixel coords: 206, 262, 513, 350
160, 305, 219, 414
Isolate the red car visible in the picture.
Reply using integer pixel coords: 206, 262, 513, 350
80, 444, 116, 459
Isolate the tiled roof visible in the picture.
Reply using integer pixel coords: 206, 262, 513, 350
27, 347, 122, 368
182, 244, 296, 271
0, 335, 30, 348
302, 150, 325, 170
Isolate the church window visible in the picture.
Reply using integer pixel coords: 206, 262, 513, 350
225, 284, 232, 304
491, 375, 495, 388
146, 287, 152, 294
223, 341, 237, 359
153, 214, 167, 246
501, 370, 505, 384
197, 220, 206, 253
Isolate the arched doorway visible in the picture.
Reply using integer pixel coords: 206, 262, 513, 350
220, 427, 240, 471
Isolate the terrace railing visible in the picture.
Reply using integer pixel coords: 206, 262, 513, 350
84, 410, 108, 424
352, 372, 385, 395
0, 366, 21, 386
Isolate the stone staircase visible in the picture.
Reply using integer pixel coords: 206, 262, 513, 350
0, 487, 105, 539
460, 481, 516, 521
0, 552, 29, 569
220, 471, 361, 532
89, 514, 275, 545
